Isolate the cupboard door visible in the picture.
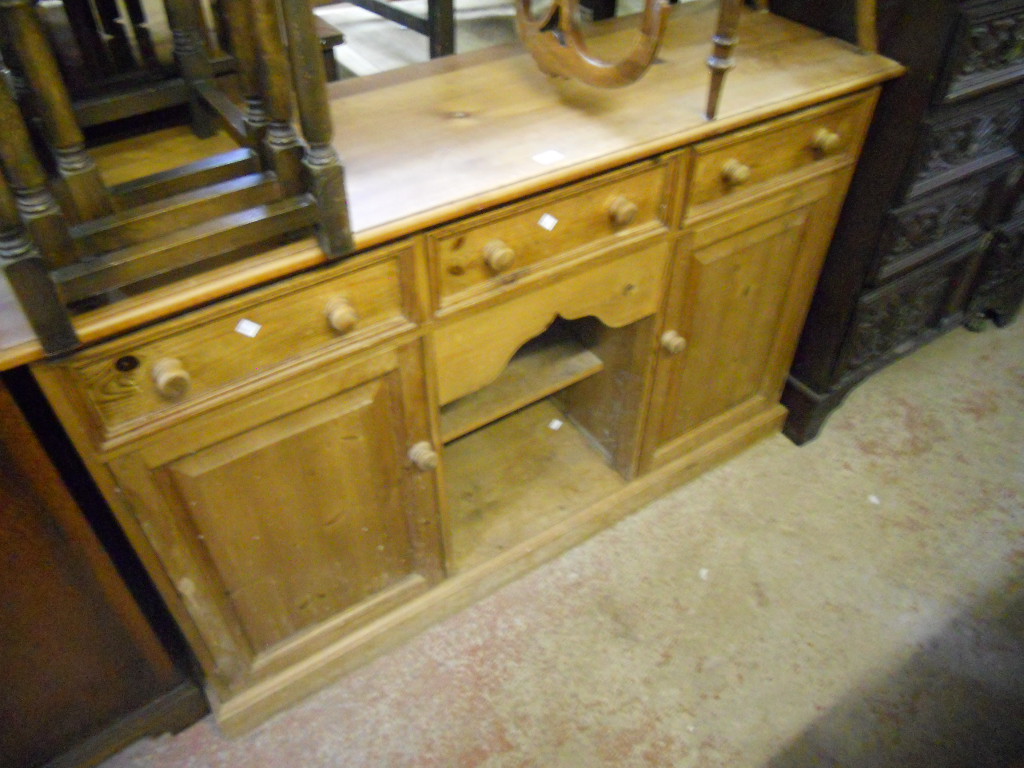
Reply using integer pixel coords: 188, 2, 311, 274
110, 343, 442, 689
643, 172, 849, 470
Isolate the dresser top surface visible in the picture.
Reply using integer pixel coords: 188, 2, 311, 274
0, 1, 902, 369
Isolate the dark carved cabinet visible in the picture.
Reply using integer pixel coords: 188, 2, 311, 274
771, 0, 1024, 442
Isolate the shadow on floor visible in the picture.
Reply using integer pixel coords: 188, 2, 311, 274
768, 568, 1024, 768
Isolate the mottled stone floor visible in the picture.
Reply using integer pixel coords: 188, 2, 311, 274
98, 315, 1023, 768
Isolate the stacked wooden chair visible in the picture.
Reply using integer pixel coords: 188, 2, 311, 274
0, 0, 353, 356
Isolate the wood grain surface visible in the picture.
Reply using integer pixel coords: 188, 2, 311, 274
0, 3, 901, 369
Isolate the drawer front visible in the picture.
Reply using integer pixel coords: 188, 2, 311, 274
687, 92, 875, 214
434, 239, 669, 406
429, 160, 669, 312
873, 164, 1005, 283
838, 243, 978, 383
938, 0, 1024, 104
906, 86, 1023, 198
68, 248, 410, 443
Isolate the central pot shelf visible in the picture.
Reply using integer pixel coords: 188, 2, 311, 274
439, 321, 604, 443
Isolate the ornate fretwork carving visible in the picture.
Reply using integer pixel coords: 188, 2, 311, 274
839, 277, 952, 379
947, 9, 1024, 97
879, 179, 989, 266
914, 98, 1023, 184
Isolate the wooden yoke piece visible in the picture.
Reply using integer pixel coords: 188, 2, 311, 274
515, 0, 669, 87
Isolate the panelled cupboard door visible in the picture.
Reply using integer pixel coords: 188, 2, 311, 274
109, 341, 443, 691
642, 171, 848, 471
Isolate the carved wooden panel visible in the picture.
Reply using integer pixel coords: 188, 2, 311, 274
874, 166, 1001, 282
838, 246, 975, 382
907, 85, 1024, 197
940, 0, 1024, 103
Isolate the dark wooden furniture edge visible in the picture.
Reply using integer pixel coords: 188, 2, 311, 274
43, 683, 208, 768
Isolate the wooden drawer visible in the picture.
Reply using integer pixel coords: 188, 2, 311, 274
837, 241, 978, 383
428, 160, 669, 312
434, 238, 669, 406
62, 246, 413, 447
686, 92, 876, 215
938, 0, 1024, 104
872, 164, 1005, 284
906, 85, 1024, 199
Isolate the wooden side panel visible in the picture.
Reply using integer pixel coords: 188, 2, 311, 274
0, 379, 198, 767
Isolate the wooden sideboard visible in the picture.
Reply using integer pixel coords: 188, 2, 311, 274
4, 3, 901, 733
772, 0, 1024, 443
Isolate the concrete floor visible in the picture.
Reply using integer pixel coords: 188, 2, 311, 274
98, 313, 1024, 767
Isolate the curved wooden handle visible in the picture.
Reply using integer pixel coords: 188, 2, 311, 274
607, 195, 639, 228
515, 0, 669, 87
326, 297, 359, 334
483, 239, 516, 272
151, 358, 190, 399
721, 159, 751, 186
811, 128, 842, 155
408, 441, 439, 471
660, 330, 687, 355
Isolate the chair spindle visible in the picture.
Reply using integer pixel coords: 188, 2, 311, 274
705, 0, 742, 119
222, 0, 267, 145
0, 73, 77, 269
280, 0, 353, 257
251, 0, 304, 194
0, 167, 78, 355
0, 0, 112, 220
164, 0, 218, 137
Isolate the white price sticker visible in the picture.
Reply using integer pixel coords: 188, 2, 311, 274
538, 213, 559, 231
235, 319, 262, 338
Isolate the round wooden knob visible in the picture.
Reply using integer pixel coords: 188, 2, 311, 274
326, 297, 359, 334
483, 240, 515, 272
660, 330, 687, 355
721, 159, 752, 186
607, 195, 639, 227
408, 441, 439, 471
812, 128, 841, 155
151, 358, 190, 400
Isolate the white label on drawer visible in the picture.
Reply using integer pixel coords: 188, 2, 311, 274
235, 318, 262, 338
538, 213, 559, 231
548, 418, 563, 431
532, 149, 565, 165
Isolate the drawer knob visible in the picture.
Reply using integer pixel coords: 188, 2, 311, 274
408, 441, 439, 471
483, 240, 516, 272
812, 128, 841, 155
326, 297, 359, 334
660, 330, 687, 355
607, 195, 639, 227
151, 358, 190, 400
721, 159, 751, 187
